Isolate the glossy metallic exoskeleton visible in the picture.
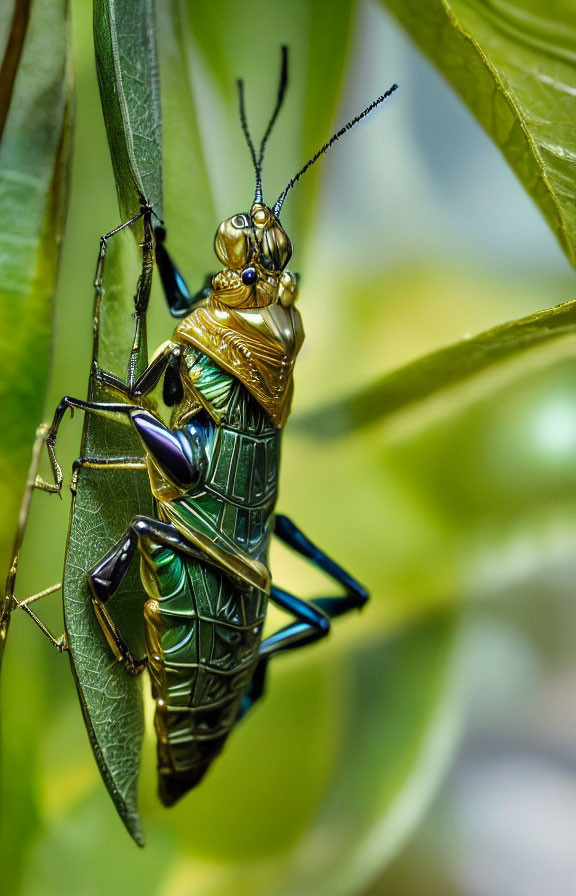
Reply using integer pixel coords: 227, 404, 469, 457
33, 53, 397, 806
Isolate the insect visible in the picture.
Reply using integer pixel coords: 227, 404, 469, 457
11, 49, 397, 807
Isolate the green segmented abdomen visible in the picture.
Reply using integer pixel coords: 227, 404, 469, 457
142, 541, 267, 805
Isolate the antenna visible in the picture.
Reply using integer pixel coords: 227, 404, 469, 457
273, 82, 398, 218
255, 45, 288, 201
237, 47, 290, 204
237, 78, 259, 189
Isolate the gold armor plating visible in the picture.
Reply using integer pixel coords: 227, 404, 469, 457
141, 202, 303, 593
146, 457, 271, 593
174, 202, 304, 429
174, 302, 303, 428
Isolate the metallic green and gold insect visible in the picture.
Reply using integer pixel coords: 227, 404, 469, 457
20, 53, 397, 807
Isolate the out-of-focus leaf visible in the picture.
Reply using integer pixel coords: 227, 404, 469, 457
22, 790, 174, 896
153, 0, 215, 285
0, 0, 32, 142
381, 0, 576, 270
62, 231, 153, 847
94, 0, 163, 220
285, 617, 459, 896
159, 616, 459, 895
182, 0, 357, 238
0, 0, 72, 630
298, 297, 576, 438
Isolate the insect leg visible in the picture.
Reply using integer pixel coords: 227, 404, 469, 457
88, 524, 147, 675
69, 456, 147, 493
89, 516, 215, 674
4, 424, 67, 651
273, 513, 369, 616
90, 515, 225, 607
94, 341, 183, 402
240, 516, 369, 717
36, 398, 148, 492
129, 411, 206, 489
154, 224, 215, 318
12, 584, 68, 652
238, 585, 331, 718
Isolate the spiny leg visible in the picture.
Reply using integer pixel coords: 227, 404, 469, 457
4, 424, 68, 650
69, 456, 147, 494
239, 515, 369, 717
35, 398, 144, 493
38, 399, 205, 494
93, 340, 184, 406
12, 584, 67, 652
92, 205, 156, 393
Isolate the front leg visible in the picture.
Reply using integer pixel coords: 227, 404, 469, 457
94, 340, 183, 404
155, 224, 215, 318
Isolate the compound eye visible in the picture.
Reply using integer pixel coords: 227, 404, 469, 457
241, 266, 258, 286
232, 214, 249, 229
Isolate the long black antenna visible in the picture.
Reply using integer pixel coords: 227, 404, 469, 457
237, 78, 259, 185
237, 47, 290, 204
255, 45, 288, 201
273, 82, 398, 218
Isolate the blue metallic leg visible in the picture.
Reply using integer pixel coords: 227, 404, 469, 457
239, 515, 369, 717
274, 514, 369, 614
154, 224, 215, 318
238, 583, 329, 719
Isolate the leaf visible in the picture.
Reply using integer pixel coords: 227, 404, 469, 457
381, 0, 576, 270
61, 0, 166, 843
0, 0, 33, 143
297, 297, 576, 438
160, 616, 459, 895
61, 231, 153, 847
0, 0, 73, 636
154, 0, 215, 283
93, 0, 163, 221
182, 0, 357, 238
290, 617, 459, 896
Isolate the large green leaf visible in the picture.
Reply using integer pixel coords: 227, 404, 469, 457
61, 0, 166, 844
0, 0, 72, 639
298, 297, 576, 438
94, 0, 163, 220
0, 0, 32, 143
382, 0, 576, 270
61, 230, 153, 848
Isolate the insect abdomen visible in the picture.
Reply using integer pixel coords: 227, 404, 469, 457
142, 542, 267, 806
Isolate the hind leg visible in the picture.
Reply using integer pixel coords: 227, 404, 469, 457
239, 515, 369, 717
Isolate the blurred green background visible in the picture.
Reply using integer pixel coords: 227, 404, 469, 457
3, 1, 576, 894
